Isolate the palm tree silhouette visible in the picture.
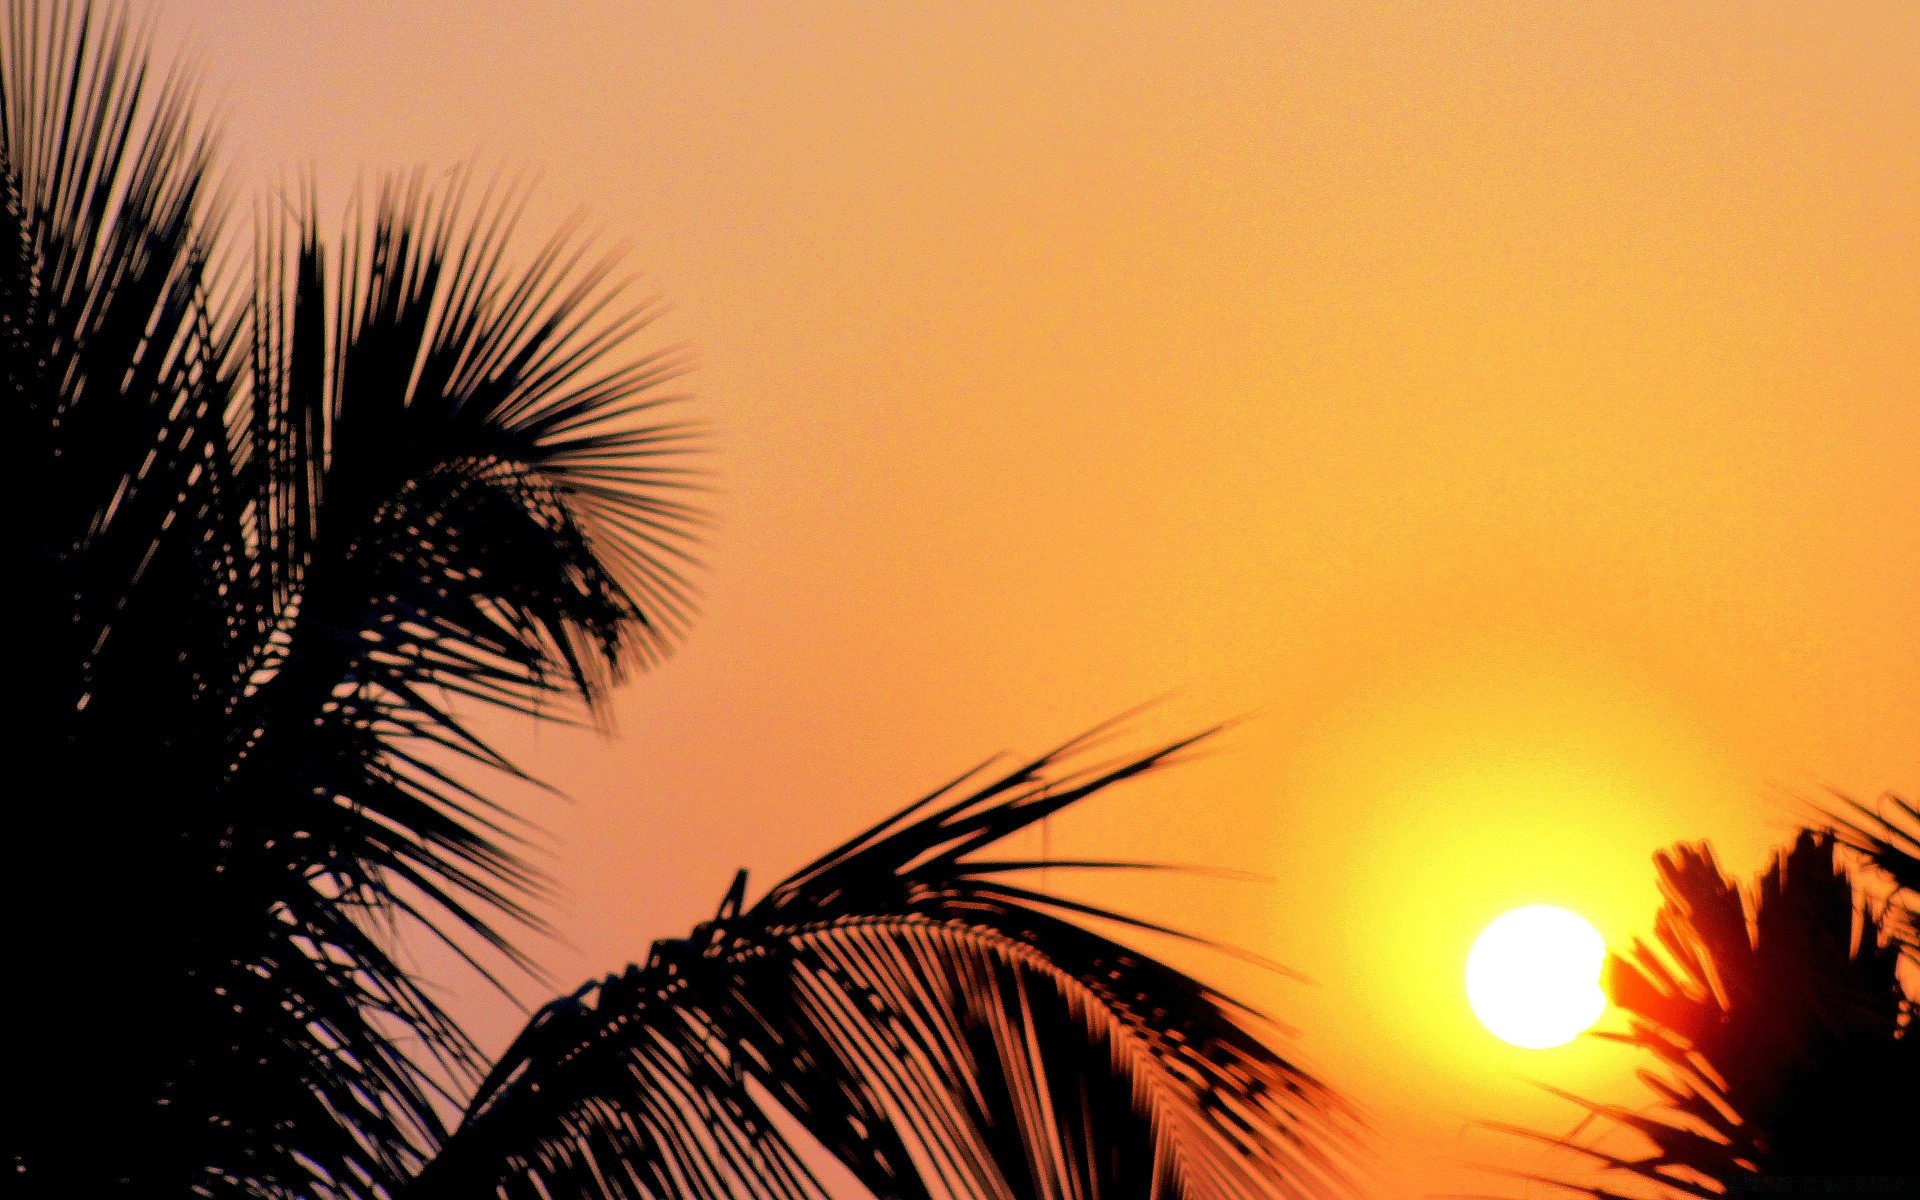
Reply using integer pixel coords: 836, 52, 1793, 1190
5, 6, 1359, 1196
1516, 826, 1919, 1195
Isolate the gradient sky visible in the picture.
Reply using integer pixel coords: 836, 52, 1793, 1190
159, 3, 1919, 1194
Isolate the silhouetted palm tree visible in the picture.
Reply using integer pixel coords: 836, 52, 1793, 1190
6, 5, 1359, 1197
1516, 829, 1919, 1196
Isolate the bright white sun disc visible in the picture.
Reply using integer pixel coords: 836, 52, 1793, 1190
1466, 905, 1607, 1049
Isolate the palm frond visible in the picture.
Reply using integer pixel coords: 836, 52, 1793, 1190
170, 174, 705, 1193
1524, 831, 1919, 1196
224, 168, 705, 964
8, 4, 704, 1192
5, 1, 266, 1191
1831, 792, 1920, 954
413, 730, 1365, 1200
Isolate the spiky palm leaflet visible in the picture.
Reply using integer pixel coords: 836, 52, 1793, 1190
1835, 792, 1920, 958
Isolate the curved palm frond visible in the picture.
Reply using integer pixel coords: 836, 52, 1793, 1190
181, 176, 702, 1196
8, 3, 703, 1193
412, 729, 1366, 1200
225, 168, 703, 984
1521, 831, 1919, 1197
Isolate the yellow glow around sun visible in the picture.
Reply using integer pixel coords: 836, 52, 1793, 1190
1465, 906, 1608, 1049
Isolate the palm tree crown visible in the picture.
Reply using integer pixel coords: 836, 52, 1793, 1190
6, 5, 1360, 1197
1521, 827, 1919, 1196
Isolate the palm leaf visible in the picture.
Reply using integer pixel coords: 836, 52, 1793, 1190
8, 4, 703, 1192
1831, 792, 1920, 955
412, 729, 1365, 1200
5, 1, 265, 1190
1523, 831, 1919, 1196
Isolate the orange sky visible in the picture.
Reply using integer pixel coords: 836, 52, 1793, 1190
161, 3, 1919, 1194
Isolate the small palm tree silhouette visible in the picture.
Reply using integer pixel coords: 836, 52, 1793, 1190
5, 6, 1360, 1196
1515, 825, 1919, 1195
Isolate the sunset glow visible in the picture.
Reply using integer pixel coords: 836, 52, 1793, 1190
126, 3, 1920, 1194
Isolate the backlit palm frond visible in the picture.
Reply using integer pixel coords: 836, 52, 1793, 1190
226, 168, 703, 975
246, 171, 702, 706
4, 2, 266, 1192
3, 0, 232, 770
8, 3, 704, 1190
1832, 792, 1920, 955
1523, 831, 1918, 1197
412, 730, 1366, 1200
170, 179, 706, 1192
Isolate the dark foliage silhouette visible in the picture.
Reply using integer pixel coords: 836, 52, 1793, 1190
410, 731, 1361, 1200
1513, 830, 1920, 1196
6, 5, 1358, 1197
1836, 792, 1920, 956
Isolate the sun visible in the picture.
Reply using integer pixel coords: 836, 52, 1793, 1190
1465, 905, 1608, 1049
